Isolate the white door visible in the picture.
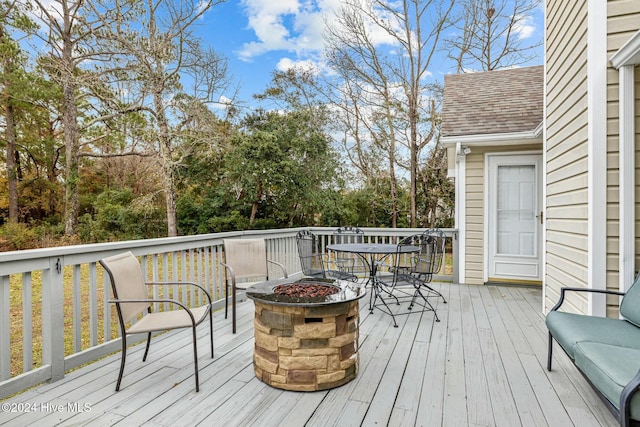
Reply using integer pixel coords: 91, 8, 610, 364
487, 154, 542, 283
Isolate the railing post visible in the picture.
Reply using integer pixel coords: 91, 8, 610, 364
42, 256, 66, 382
452, 230, 459, 284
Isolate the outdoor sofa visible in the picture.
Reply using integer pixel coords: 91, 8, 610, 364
546, 274, 640, 427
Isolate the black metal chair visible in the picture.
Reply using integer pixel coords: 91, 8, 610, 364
375, 229, 447, 326
296, 230, 358, 282
332, 226, 366, 274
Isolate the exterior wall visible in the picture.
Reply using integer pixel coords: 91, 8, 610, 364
545, 0, 640, 315
606, 3, 640, 318
545, 0, 590, 313
463, 143, 543, 285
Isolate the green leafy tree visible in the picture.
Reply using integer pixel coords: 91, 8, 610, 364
0, 1, 36, 223
223, 109, 340, 228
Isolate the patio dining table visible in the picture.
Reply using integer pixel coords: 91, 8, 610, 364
327, 243, 419, 325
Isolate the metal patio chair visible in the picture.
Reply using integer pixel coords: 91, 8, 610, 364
221, 238, 288, 334
100, 251, 213, 392
296, 230, 358, 282
375, 229, 448, 325
332, 226, 366, 275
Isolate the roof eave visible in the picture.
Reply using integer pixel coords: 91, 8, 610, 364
441, 127, 542, 148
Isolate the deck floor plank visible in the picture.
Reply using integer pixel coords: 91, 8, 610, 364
504, 287, 609, 427
482, 286, 549, 427
0, 283, 620, 427
466, 284, 519, 427
415, 284, 450, 427
460, 284, 495, 427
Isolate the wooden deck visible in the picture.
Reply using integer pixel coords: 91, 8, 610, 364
0, 283, 618, 426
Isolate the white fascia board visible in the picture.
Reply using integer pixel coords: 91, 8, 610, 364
610, 29, 640, 69
441, 129, 542, 147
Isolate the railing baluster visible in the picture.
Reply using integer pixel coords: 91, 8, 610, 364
89, 263, 97, 347
181, 250, 188, 303
73, 264, 82, 353
103, 269, 111, 342
23, 273, 33, 373
1, 275, 10, 380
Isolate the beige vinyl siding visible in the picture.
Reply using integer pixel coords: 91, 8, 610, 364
465, 151, 484, 285
463, 144, 542, 285
545, 0, 589, 313
606, 2, 640, 318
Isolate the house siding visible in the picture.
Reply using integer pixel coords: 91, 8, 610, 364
544, 0, 640, 315
545, 0, 590, 313
606, 1, 640, 317
463, 144, 543, 285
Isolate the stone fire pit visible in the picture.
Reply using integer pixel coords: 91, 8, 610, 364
246, 278, 366, 391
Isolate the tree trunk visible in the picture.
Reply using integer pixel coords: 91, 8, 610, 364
156, 119, 179, 237
62, 61, 80, 236
5, 101, 18, 223
409, 104, 418, 228
249, 182, 263, 228
2, 24, 19, 224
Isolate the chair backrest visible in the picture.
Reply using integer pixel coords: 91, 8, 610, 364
333, 226, 365, 244
620, 273, 640, 327
100, 252, 150, 324
396, 229, 446, 279
415, 229, 446, 277
223, 238, 269, 280
296, 230, 325, 277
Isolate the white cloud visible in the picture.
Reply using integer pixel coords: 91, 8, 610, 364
276, 57, 322, 74
513, 14, 536, 40
238, 0, 307, 61
238, 0, 352, 62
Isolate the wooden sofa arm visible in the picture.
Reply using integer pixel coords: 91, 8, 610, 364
551, 287, 625, 312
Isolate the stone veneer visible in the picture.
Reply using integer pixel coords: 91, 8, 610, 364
253, 299, 360, 391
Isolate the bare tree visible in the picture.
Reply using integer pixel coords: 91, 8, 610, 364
31, 0, 140, 236
445, 0, 541, 72
325, 0, 454, 227
110, 0, 230, 236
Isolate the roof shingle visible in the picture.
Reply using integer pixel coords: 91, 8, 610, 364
442, 66, 544, 138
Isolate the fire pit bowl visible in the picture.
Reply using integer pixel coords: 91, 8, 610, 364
246, 278, 366, 391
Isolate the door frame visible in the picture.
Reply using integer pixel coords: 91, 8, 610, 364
484, 151, 543, 284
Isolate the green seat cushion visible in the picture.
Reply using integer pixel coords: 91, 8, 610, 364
546, 311, 640, 358
621, 275, 640, 327
574, 342, 640, 419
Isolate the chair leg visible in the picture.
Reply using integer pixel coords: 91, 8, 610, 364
224, 282, 229, 319
209, 308, 214, 358
142, 332, 152, 362
414, 287, 440, 322
192, 325, 200, 392
547, 332, 553, 371
116, 335, 127, 391
232, 285, 237, 334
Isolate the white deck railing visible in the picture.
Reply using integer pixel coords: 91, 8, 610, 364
0, 227, 457, 398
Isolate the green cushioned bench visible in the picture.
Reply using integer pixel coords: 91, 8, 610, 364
546, 275, 640, 427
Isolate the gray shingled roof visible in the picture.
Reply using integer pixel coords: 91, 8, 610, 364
442, 66, 543, 138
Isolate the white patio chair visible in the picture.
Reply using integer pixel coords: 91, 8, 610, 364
100, 251, 213, 392
221, 238, 288, 334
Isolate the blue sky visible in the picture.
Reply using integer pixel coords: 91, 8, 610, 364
197, 0, 545, 109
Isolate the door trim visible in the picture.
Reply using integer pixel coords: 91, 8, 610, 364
484, 151, 543, 284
